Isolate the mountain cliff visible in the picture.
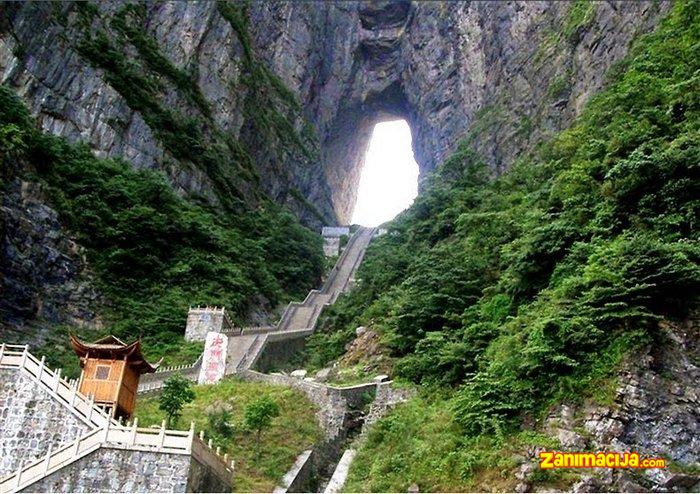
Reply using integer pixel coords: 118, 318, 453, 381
1, 1, 667, 221
0, 1, 671, 361
2, 1, 697, 492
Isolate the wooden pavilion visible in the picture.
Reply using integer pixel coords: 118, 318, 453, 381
70, 335, 160, 419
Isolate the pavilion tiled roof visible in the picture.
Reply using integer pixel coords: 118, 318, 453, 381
69, 334, 161, 373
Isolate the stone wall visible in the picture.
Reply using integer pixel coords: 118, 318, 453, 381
241, 370, 376, 440
138, 361, 200, 389
323, 449, 357, 494
184, 307, 232, 342
323, 237, 340, 257
322, 227, 350, 237
187, 452, 233, 493
20, 447, 189, 493
19, 445, 231, 493
362, 381, 416, 432
0, 367, 91, 477
274, 449, 315, 493
254, 334, 308, 373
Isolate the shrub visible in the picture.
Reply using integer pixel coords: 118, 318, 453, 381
159, 374, 195, 427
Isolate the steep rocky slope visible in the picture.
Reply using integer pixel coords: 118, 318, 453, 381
311, 2, 699, 490
1, 1, 668, 220
0, 1, 669, 351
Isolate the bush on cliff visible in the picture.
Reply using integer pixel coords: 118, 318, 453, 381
0, 84, 323, 367
319, 0, 699, 438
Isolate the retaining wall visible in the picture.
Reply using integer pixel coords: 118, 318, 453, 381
274, 449, 315, 493
253, 334, 308, 373
240, 370, 376, 439
19, 446, 229, 493
362, 382, 416, 432
0, 367, 91, 477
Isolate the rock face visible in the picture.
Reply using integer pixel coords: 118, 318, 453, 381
243, 0, 670, 221
0, 1, 669, 335
1, 178, 102, 336
1, 1, 669, 222
518, 319, 700, 493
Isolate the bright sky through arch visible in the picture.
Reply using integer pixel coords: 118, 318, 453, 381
351, 120, 419, 227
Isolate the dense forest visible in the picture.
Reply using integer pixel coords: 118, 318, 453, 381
306, 2, 699, 490
0, 84, 323, 369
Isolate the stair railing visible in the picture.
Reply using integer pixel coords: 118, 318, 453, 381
0, 345, 114, 429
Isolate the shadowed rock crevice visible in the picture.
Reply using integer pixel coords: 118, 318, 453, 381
359, 1, 412, 30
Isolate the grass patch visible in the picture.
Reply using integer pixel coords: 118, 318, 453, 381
547, 69, 572, 99
134, 377, 322, 492
562, 0, 597, 41
345, 393, 564, 493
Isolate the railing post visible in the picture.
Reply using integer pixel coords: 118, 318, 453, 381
73, 437, 80, 456
53, 368, 61, 393
103, 416, 110, 442
86, 394, 94, 423
158, 419, 166, 449
14, 462, 23, 490
43, 444, 52, 476
186, 422, 195, 453
20, 346, 28, 368
0, 343, 5, 362
69, 381, 77, 407
37, 355, 46, 383
130, 417, 138, 445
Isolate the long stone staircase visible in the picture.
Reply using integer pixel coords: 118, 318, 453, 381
0, 345, 233, 493
224, 226, 376, 372
138, 227, 376, 393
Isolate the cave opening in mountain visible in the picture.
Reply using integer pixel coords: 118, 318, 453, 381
351, 119, 419, 227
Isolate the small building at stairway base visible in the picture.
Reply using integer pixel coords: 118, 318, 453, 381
70, 335, 160, 420
0, 343, 233, 493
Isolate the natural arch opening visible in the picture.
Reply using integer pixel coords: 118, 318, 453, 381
322, 80, 426, 225
351, 120, 419, 226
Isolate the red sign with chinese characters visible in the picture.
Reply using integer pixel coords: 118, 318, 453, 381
198, 332, 228, 384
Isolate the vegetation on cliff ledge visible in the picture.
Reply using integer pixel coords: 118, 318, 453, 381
311, 2, 699, 490
0, 83, 323, 369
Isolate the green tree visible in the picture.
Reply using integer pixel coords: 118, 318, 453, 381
207, 402, 234, 443
159, 374, 195, 427
244, 395, 280, 458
